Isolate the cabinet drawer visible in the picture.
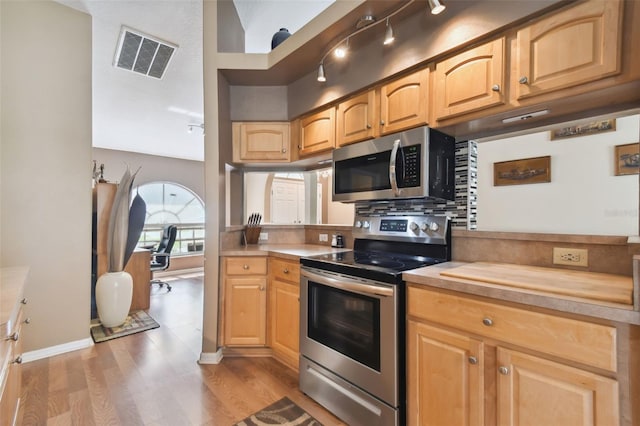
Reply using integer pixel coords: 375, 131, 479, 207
407, 286, 617, 372
270, 258, 300, 284
225, 257, 267, 275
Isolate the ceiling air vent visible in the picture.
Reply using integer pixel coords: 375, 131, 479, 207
114, 27, 177, 79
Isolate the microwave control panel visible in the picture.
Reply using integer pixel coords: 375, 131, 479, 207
399, 145, 420, 187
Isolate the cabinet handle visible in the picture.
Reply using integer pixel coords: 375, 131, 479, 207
281, 148, 287, 153
283, 268, 289, 274
499, 366, 510, 375
518, 76, 528, 84
482, 317, 493, 326
468, 356, 478, 365
24, 318, 31, 324
380, 120, 385, 126
21, 298, 28, 305
366, 124, 372, 129
491, 84, 500, 92
12, 356, 22, 365
243, 264, 249, 270
6, 332, 19, 342
259, 286, 265, 291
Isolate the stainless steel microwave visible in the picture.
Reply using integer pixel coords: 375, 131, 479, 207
332, 126, 456, 203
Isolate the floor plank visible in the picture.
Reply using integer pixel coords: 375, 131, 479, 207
18, 274, 347, 425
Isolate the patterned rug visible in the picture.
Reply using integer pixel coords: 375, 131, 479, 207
234, 397, 323, 426
90, 310, 160, 343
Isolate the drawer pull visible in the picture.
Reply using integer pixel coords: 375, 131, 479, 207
518, 76, 528, 84
491, 84, 500, 92
21, 298, 28, 305
482, 317, 493, 327
6, 332, 19, 342
468, 356, 478, 365
12, 356, 22, 365
243, 264, 250, 270
283, 268, 289, 274
499, 366, 510, 375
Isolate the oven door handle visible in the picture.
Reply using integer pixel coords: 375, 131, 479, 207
303, 269, 394, 297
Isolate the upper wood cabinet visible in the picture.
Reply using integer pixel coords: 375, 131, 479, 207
336, 90, 377, 147
512, 0, 623, 102
434, 38, 506, 122
299, 107, 335, 157
380, 68, 429, 135
232, 122, 291, 163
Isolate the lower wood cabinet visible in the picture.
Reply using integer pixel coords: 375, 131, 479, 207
407, 284, 621, 426
221, 256, 267, 346
268, 257, 300, 370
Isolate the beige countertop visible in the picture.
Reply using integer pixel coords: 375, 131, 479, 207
404, 261, 640, 326
220, 244, 350, 261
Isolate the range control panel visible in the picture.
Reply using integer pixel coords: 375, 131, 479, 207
353, 214, 449, 245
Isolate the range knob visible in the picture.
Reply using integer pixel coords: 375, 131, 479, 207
429, 222, 440, 232
409, 222, 419, 232
420, 222, 430, 232
362, 220, 371, 229
355, 220, 362, 228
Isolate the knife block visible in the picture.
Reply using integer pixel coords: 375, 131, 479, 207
243, 226, 262, 245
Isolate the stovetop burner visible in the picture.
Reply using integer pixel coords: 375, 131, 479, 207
301, 214, 451, 284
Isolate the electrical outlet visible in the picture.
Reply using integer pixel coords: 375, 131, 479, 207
259, 232, 268, 241
553, 247, 588, 267
319, 233, 328, 242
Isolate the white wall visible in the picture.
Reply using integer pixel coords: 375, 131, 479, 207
1, 1, 92, 352
477, 114, 639, 235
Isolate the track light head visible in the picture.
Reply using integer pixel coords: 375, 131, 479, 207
383, 18, 395, 45
428, 0, 446, 15
334, 38, 349, 58
317, 63, 326, 82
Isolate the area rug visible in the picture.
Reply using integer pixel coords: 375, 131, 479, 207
233, 397, 323, 426
90, 310, 159, 343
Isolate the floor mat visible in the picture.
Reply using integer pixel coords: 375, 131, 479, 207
233, 397, 323, 426
90, 310, 159, 343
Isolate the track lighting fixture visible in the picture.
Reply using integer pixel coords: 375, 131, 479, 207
334, 38, 349, 59
187, 123, 205, 134
428, 0, 446, 15
384, 18, 395, 45
317, 63, 326, 82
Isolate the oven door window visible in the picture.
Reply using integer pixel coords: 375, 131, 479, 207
307, 281, 381, 371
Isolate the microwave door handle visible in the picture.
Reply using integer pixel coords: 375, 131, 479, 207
389, 139, 401, 196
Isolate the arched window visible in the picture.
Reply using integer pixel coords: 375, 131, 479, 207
135, 182, 205, 255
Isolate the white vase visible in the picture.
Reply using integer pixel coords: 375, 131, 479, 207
96, 271, 133, 328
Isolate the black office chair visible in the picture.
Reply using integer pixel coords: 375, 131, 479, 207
149, 224, 177, 291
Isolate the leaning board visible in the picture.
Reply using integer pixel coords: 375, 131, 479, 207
439, 262, 633, 305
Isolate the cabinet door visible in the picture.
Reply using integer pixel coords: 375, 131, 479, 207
380, 68, 429, 135
513, 0, 623, 102
224, 276, 267, 346
269, 279, 300, 369
232, 122, 290, 162
299, 107, 335, 157
496, 347, 619, 426
434, 38, 505, 121
407, 320, 484, 426
336, 90, 377, 146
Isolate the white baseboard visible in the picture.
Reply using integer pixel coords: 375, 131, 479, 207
21, 337, 94, 363
198, 349, 223, 364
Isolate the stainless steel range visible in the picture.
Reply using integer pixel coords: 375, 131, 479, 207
299, 214, 451, 426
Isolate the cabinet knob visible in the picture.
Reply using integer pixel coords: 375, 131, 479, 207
243, 264, 249, 270
283, 268, 289, 274
24, 318, 31, 324
259, 286, 265, 291
482, 317, 493, 326
519, 76, 528, 84
12, 356, 22, 365
281, 148, 287, 153
499, 366, 510, 375
492, 84, 500, 92
21, 298, 28, 305
6, 332, 19, 342
366, 124, 372, 129
468, 356, 478, 365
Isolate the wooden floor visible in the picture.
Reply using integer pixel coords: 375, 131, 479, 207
18, 274, 346, 425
